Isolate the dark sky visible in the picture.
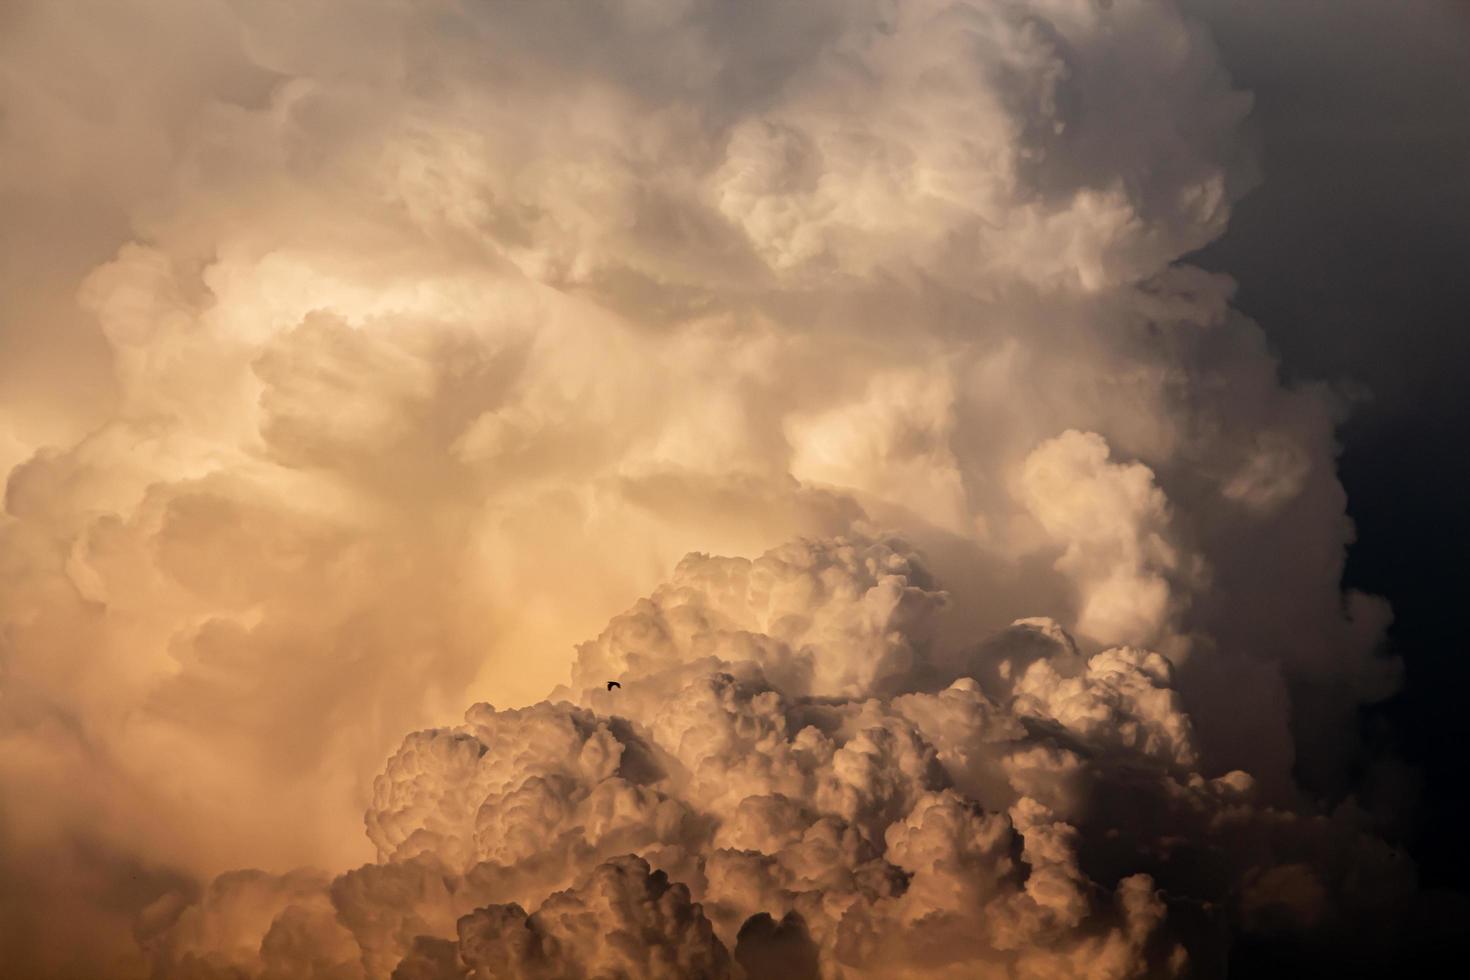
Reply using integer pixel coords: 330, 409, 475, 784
1185, 0, 1470, 899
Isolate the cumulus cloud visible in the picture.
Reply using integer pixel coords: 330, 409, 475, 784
0, 0, 1410, 976
142, 535, 1411, 978
1017, 429, 1199, 652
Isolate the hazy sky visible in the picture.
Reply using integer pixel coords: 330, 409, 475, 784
1, 2, 1465, 977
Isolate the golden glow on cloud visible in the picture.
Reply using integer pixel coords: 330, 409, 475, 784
0, 1, 1407, 977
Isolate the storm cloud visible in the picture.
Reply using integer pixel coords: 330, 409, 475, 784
0, 0, 1423, 976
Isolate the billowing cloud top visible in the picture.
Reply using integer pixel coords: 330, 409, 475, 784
0, 0, 1407, 977
146, 535, 1410, 979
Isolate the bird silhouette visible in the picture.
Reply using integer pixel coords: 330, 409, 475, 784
606, 680, 621, 691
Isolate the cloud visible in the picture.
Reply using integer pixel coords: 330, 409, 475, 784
0, 0, 1411, 975
455, 855, 730, 980
566, 536, 948, 700
1017, 429, 1198, 651
144, 534, 1412, 977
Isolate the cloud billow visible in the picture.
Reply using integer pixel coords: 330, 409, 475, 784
149, 536, 1410, 978
0, 0, 1408, 976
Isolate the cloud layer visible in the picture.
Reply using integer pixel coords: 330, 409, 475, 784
0, 0, 1408, 976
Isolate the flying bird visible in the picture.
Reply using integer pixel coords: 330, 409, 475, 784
606, 680, 621, 691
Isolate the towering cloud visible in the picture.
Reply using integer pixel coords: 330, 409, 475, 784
0, 0, 1409, 976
